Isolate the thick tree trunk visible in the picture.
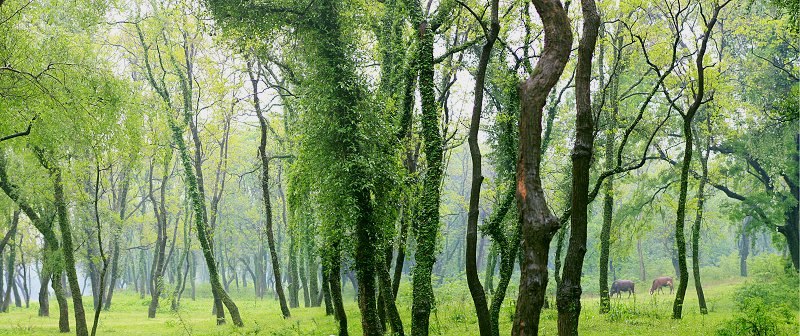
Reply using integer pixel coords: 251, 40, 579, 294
38, 254, 51, 317
409, 15, 445, 336
465, 1, 499, 335
691, 132, 709, 315
49, 165, 89, 336
513, 1, 572, 335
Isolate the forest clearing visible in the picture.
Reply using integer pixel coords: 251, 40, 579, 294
0, 0, 798, 335
0, 272, 791, 335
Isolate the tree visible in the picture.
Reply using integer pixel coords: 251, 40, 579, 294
512, 1, 573, 335
463, 0, 500, 335
556, 0, 599, 334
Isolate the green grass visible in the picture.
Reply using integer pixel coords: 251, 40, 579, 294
0, 277, 794, 335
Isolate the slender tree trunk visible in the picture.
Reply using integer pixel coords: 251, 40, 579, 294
169, 117, 243, 326
513, 1, 573, 335
322, 266, 334, 316
638, 239, 646, 282
327, 246, 348, 336
557, 0, 599, 331
147, 160, 170, 319
2, 214, 18, 312
739, 217, 751, 277
465, 1, 499, 335
598, 21, 619, 315
671, 3, 726, 318
691, 131, 709, 315
248, 61, 291, 318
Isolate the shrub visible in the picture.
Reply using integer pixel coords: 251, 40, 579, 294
716, 255, 799, 336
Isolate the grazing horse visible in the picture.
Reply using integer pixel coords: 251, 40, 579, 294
649, 276, 674, 295
610, 280, 635, 298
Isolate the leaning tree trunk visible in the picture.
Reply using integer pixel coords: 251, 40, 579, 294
168, 118, 243, 326
465, 1, 500, 335
512, 0, 573, 335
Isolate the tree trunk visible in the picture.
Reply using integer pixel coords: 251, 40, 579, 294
739, 217, 752, 277
691, 128, 709, 314
248, 61, 291, 318
513, 1, 572, 335
48, 164, 89, 336
465, 1, 499, 335
2, 213, 18, 312
38, 252, 51, 317
598, 20, 619, 315
327, 247, 348, 336
409, 13, 445, 336
637, 239, 646, 282
147, 160, 170, 319
557, 0, 599, 332
169, 117, 243, 326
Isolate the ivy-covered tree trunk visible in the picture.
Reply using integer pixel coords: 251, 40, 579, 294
691, 133, 709, 315
51, 164, 89, 336
326, 243, 348, 336
779, 134, 799, 270
512, 0, 572, 335
409, 16, 444, 336
288, 235, 300, 308
465, 1, 499, 335
169, 118, 243, 326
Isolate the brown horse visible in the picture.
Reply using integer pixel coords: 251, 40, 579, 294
610, 280, 635, 298
649, 276, 673, 295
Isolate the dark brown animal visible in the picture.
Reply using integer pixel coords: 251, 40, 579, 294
610, 280, 635, 298
649, 276, 674, 295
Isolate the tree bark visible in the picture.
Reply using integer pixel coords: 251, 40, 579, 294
557, 0, 599, 333
248, 60, 291, 318
147, 159, 170, 319
513, 0, 572, 335
598, 21, 619, 315
51, 164, 89, 336
691, 131, 709, 315
671, 1, 727, 319
465, 1, 500, 335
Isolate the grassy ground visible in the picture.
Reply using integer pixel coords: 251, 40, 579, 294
0, 277, 790, 335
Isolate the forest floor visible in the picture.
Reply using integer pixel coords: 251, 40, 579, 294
0, 276, 789, 335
